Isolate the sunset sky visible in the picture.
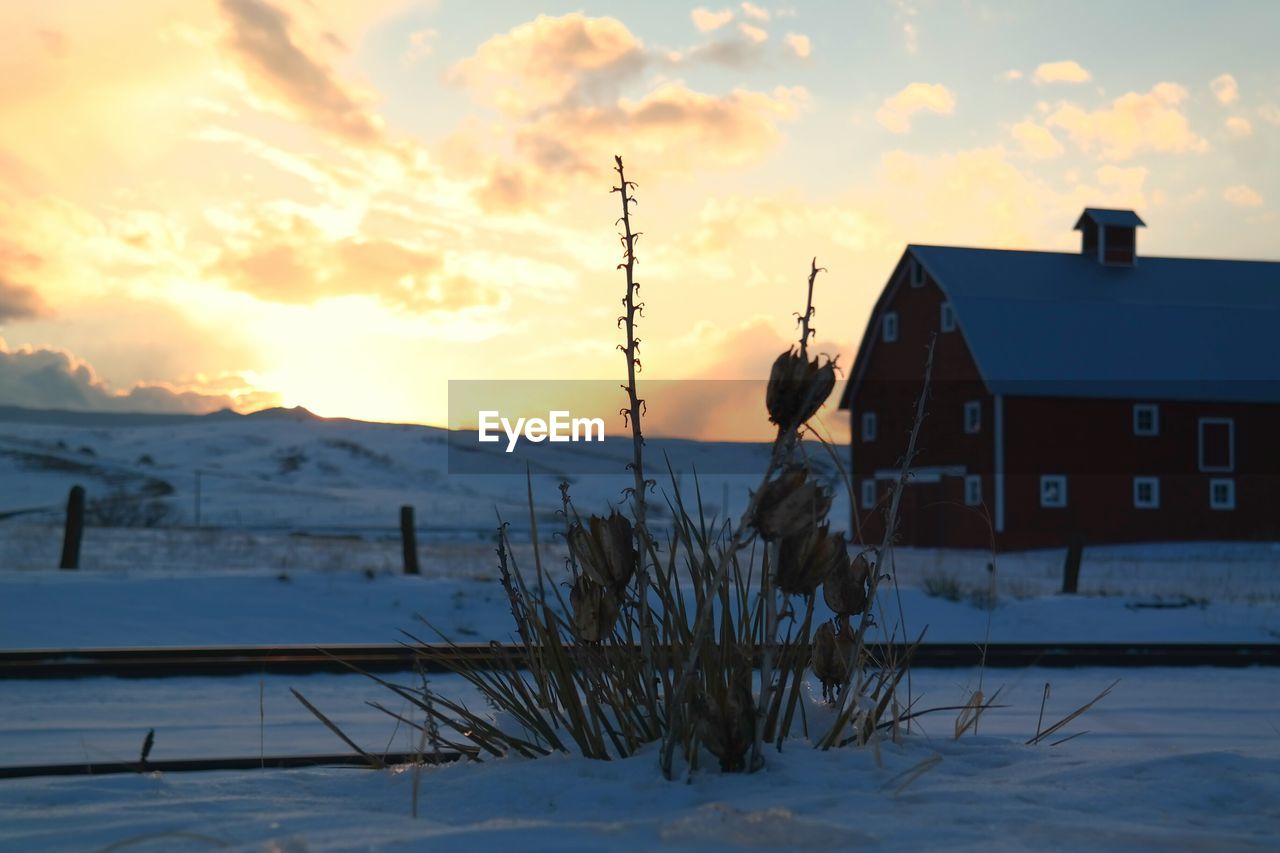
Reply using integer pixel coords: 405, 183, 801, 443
1, 0, 1277, 439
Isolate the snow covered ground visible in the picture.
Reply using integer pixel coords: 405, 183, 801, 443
3, 407, 1279, 849
2, 668, 1278, 850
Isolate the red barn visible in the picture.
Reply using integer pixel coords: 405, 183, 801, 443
839, 208, 1280, 551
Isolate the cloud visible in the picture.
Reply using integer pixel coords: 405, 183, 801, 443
403, 28, 438, 64
875, 83, 955, 133
902, 21, 918, 55
1225, 116, 1252, 138
0, 339, 275, 414
783, 33, 811, 58
0, 243, 50, 322
691, 7, 734, 31
0, 279, 47, 322
447, 15, 807, 210
1223, 184, 1263, 207
1045, 83, 1208, 160
741, 2, 770, 21
1210, 73, 1239, 105
739, 23, 768, 43
209, 214, 503, 313
1033, 60, 1091, 85
876, 146, 1151, 250
217, 0, 384, 145
447, 13, 646, 117
1002, 69, 1023, 81
1011, 120, 1065, 159
1259, 104, 1280, 125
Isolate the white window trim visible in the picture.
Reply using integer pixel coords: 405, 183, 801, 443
940, 302, 956, 333
909, 258, 924, 287
860, 479, 877, 509
1040, 475, 1067, 508
1133, 476, 1160, 509
861, 412, 877, 443
1198, 417, 1235, 472
964, 474, 982, 507
1209, 478, 1236, 510
882, 312, 899, 343
963, 400, 981, 434
1133, 403, 1159, 437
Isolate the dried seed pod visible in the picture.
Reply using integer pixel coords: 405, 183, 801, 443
694, 676, 757, 773
775, 524, 846, 596
752, 465, 832, 542
766, 348, 837, 431
567, 510, 637, 595
569, 576, 618, 643
823, 551, 871, 616
811, 620, 855, 703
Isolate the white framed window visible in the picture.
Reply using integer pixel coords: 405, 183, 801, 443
909, 258, 924, 287
861, 412, 877, 443
963, 401, 982, 434
1040, 475, 1067, 508
1209, 478, 1236, 510
1133, 476, 1160, 509
964, 475, 982, 507
882, 312, 899, 343
940, 302, 956, 333
1133, 403, 1158, 436
1198, 418, 1235, 472
861, 479, 877, 509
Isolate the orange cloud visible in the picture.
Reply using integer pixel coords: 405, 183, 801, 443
1223, 184, 1263, 207
448, 15, 807, 211
1033, 60, 1091, 84
0, 243, 49, 321
1010, 120, 1064, 159
691, 7, 734, 32
876, 83, 955, 133
1045, 83, 1208, 160
447, 13, 646, 117
784, 33, 811, 58
1225, 116, 1252, 138
210, 214, 503, 313
1210, 73, 1239, 105
217, 0, 385, 145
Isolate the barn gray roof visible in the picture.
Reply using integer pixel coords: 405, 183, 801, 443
1074, 208, 1146, 229
911, 245, 1280, 402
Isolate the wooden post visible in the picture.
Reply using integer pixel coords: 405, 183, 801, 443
1061, 537, 1083, 594
400, 505, 420, 575
60, 485, 85, 570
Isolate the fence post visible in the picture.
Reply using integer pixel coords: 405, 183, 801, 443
60, 485, 86, 570
400, 505, 420, 575
1061, 537, 1083, 594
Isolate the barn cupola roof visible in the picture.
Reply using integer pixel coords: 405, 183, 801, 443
1073, 208, 1145, 267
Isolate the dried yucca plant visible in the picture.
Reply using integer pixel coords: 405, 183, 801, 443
341, 157, 927, 777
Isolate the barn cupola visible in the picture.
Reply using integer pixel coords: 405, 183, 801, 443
1073, 208, 1145, 267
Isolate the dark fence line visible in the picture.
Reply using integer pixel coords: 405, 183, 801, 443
0, 751, 462, 780
4, 642, 1277, 680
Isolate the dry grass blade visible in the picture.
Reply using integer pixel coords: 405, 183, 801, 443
954, 686, 1003, 739
883, 753, 942, 796
1027, 680, 1119, 745
291, 688, 384, 769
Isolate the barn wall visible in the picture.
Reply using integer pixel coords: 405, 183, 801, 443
846, 254, 995, 550
1000, 396, 1280, 549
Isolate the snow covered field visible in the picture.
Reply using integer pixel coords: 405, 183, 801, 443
2, 668, 1278, 850
3, 407, 1279, 850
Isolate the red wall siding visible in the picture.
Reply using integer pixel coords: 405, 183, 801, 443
847, 255, 995, 549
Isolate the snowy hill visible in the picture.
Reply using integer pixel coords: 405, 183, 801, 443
0, 404, 821, 539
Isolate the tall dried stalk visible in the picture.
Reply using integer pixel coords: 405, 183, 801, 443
612, 156, 659, 723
